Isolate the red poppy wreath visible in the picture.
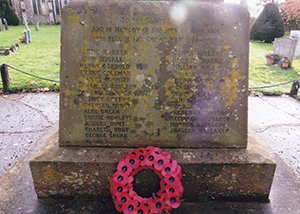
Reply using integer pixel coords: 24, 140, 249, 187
110, 146, 184, 214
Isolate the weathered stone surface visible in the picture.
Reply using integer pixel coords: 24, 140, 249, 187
59, 1, 249, 148
290, 30, 300, 38
290, 30, 300, 57
273, 37, 297, 62
30, 132, 275, 202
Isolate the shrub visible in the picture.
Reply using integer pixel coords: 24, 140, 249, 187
250, 3, 285, 43
0, 0, 19, 26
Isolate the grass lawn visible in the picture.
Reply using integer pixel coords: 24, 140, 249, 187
0, 25, 300, 95
249, 42, 300, 95
0, 25, 60, 92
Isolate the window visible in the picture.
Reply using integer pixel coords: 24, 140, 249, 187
32, 0, 43, 15
55, 0, 60, 15
37, 0, 42, 14
32, 0, 38, 14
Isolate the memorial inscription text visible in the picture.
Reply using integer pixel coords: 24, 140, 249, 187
78, 15, 240, 141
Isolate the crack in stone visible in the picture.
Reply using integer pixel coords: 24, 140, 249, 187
6, 96, 54, 126
260, 97, 300, 121
0, 127, 51, 135
21, 102, 54, 125
256, 123, 300, 133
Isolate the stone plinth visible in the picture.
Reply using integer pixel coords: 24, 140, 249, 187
30, 132, 275, 202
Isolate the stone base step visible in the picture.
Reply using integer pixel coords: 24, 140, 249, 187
30, 132, 275, 203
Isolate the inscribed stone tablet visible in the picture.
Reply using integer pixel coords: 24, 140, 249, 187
59, 0, 249, 148
273, 37, 297, 61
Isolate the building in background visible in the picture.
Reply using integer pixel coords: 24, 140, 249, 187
10, 0, 71, 24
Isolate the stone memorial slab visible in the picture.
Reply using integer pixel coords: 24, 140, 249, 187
290, 30, 300, 57
273, 37, 297, 61
60, 0, 249, 149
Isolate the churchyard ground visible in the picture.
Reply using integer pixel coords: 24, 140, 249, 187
0, 25, 60, 92
0, 25, 300, 94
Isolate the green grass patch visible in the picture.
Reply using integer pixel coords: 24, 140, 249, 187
0, 26, 300, 95
249, 41, 300, 95
0, 25, 60, 92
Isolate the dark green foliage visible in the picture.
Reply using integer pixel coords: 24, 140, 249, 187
250, 3, 284, 43
0, 0, 19, 26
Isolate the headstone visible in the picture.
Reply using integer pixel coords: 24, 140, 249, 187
30, 0, 275, 206
35, 21, 40, 31
3, 18, 8, 30
290, 30, 300, 57
60, 0, 249, 149
0, 19, 5, 31
273, 37, 297, 63
24, 30, 29, 44
27, 29, 32, 42
290, 30, 300, 38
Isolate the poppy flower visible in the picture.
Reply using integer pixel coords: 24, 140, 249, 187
152, 147, 162, 154
110, 171, 133, 186
134, 205, 150, 214
126, 153, 141, 170
149, 197, 166, 214
163, 172, 179, 185
122, 198, 139, 214
165, 181, 184, 197
133, 194, 149, 205
165, 193, 181, 209
140, 148, 158, 168
154, 156, 169, 172
110, 182, 128, 199
160, 160, 178, 177
114, 192, 131, 207
155, 179, 168, 197
131, 148, 147, 161
117, 157, 134, 176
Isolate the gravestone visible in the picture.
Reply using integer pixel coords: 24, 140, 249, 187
0, 19, 5, 31
27, 29, 32, 42
30, 0, 275, 207
23, 30, 29, 44
35, 21, 40, 31
291, 30, 300, 38
290, 30, 300, 57
273, 37, 297, 63
3, 18, 8, 30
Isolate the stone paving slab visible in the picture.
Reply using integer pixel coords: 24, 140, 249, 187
0, 93, 59, 177
249, 96, 300, 178
248, 96, 300, 133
